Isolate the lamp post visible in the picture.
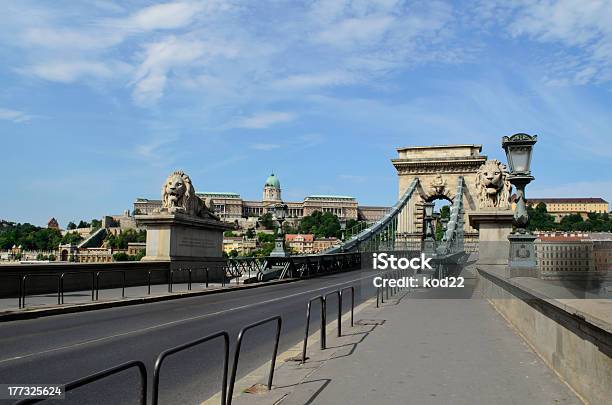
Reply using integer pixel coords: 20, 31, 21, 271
270, 203, 289, 257
422, 202, 436, 254
502, 133, 538, 273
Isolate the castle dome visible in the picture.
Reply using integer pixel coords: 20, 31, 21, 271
265, 173, 280, 189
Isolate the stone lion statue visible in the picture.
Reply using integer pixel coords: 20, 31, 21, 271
475, 160, 511, 209
161, 170, 218, 219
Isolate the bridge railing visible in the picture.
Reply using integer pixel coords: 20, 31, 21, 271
436, 176, 465, 256
325, 179, 420, 254
2, 251, 363, 308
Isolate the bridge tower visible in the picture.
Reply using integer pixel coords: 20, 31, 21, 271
391, 145, 485, 250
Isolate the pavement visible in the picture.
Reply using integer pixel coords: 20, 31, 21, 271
0, 269, 378, 405
228, 269, 582, 405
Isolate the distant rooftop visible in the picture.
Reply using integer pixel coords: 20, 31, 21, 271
197, 192, 241, 198
306, 195, 355, 200
529, 198, 608, 204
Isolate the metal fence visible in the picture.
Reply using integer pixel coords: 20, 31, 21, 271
1, 251, 362, 309
8, 263, 421, 405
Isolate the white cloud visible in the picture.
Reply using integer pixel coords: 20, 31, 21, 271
19, 61, 119, 82
273, 71, 357, 90
235, 112, 296, 129
314, 16, 394, 48
479, 0, 612, 85
130, 35, 239, 105
251, 143, 281, 151
121, 1, 205, 31
0, 108, 32, 123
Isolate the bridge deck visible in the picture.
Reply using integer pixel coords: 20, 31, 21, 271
232, 267, 580, 404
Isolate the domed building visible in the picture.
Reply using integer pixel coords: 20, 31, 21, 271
262, 173, 281, 203
134, 173, 390, 227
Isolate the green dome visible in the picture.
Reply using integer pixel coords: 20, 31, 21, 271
265, 173, 280, 189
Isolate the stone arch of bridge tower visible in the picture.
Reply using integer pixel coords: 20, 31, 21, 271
392, 144, 486, 251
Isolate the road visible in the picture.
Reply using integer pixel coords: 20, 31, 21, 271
0, 269, 379, 404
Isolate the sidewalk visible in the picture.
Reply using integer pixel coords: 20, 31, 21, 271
230, 277, 581, 404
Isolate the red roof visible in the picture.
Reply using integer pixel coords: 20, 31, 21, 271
285, 234, 314, 242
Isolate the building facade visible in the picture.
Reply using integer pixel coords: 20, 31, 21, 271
134, 173, 390, 227
535, 232, 612, 279
527, 198, 609, 221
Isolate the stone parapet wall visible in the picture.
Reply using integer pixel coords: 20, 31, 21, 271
477, 266, 612, 405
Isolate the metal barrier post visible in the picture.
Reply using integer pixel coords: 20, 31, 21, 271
20, 275, 26, 308
205, 267, 209, 288
325, 291, 341, 337
227, 316, 282, 405
188, 268, 192, 291
95, 272, 100, 300
301, 296, 325, 363
340, 286, 354, 327
91, 272, 95, 301
152, 331, 229, 405
147, 271, 152, 295
16, 360, 147, 405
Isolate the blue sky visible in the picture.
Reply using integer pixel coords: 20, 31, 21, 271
1, 0, 611, 227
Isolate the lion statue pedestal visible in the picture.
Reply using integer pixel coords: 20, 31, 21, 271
468, 159, 514, 266
136, 171, 232, 274
468, 210, 514, 266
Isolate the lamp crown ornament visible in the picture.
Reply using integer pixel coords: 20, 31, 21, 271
502, 133, 537, 234
502, 133, 537, 175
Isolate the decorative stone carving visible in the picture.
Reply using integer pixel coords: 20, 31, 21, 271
475, 160, 511, 209
430, 175, 447, 196
160, 170, 219, 220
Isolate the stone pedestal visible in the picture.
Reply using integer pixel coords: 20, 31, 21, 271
136, 213, 232, 270
270, 238, 289, 257
508, 233, 538, 278
468, 210, 514, 266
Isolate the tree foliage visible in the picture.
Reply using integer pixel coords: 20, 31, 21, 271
298, 211, 341, 238
104, 229, 146, 249
258, 213, 277, 230
527, 203, 612, 232
0, 222, 63, 250
61, 231, 83, 246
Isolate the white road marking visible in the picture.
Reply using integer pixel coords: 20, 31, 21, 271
0, 273, 376, 365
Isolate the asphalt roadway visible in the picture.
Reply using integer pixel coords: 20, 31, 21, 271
0, 269, 380, 404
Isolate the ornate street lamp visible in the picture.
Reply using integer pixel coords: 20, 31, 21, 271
270, 203, 289, 257
422, 202, 436, 253
502, 133, 538, 273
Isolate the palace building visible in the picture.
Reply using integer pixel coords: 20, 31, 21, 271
527, 198, 609, 222
134, 173, 390, 227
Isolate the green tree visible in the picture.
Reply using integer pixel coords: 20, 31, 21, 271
245, 228, 256, 239
558, 214, 584, 231
258, 213, 277, 230
112, 252, 131, 262
439, 205, 450, 219
67, 222, 77, 230
104, 229, 146, 249
527, 203, 557, 231
224, 231, 237, 237
229, 249, 239, 258
61, 231, 83, 246
77, 220, 90, 229
91, 219, 102, 230
298, 211, 341, 238
257, 232, 276, 243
